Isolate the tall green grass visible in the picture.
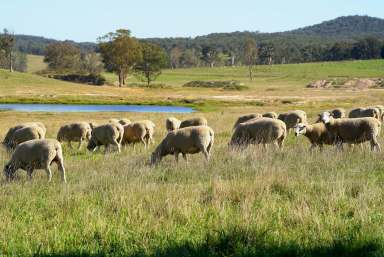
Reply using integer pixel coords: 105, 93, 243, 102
0, 111, 384, 256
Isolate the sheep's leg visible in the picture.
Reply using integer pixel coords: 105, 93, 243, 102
68, 141, 73, 149
78, 139, 83, 150
371, 138, 381, 152
26, 167, 33, 181
318, 144, 324, 152
56, 159, 67, 183
309, 144, 316, 152
141, 137, 147, 150
207, 141, 213, 155
111, 140, 121, 153
174, 151, 180, 162
277, 138, 284, 150
104, 144, 109, 154
182, 153, 188, 163
336, 141, 344, 151
45, 166, 52, 182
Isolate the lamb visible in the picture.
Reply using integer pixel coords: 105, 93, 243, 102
166, 117, 181, 132
151, 126, 214, 164
3, 139, 66, 183
5, 125, 46, 150
262, 112, 278, 119
87, 123, 124, 153
278, 110, 307, 131
121, 122, 153, 149
3, 122, 46, 146
294, 122, 336, 150
349, 107, 380, 120
229, 117, 287, 149
57, 122, 92, 149
319, 111, 381, 151
233, 113, 262, 128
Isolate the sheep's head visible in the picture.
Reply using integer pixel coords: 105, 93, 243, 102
319, 112, 332, 124
3, 163, 15, 181
86, 138, 97, 152
294, 123, 307, 137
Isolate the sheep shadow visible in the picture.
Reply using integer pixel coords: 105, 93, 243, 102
33, 229, 381, 257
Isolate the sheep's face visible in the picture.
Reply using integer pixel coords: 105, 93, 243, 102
294, 124, 307, 136
320, 112, 332, 124
3, 163, 15, 180
86, 139, 97, 152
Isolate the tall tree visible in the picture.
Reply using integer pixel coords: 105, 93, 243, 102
134, 42, 167, 85
201, 46, 218, 68
0, 29, 15, 72
170, 47, 182, 69
243, 38, 258, 80
98, 29, 142, 87
44, 42, 80, 72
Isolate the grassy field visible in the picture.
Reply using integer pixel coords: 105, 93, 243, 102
26, 55, 47, 73
3, 58, 384, 111
0, 60, 384, 256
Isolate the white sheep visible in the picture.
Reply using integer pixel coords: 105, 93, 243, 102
122, 122, 153, 149
230, 117, 287, 149
320, 111, 381, 151
278, 110, 307, 131
3, 122, 46, 147
294, 122, 336, 151
349, 107, 380, 120
57, 122, 92, 149
233, 113, 262, 129
151, 126, 214, 164
87, 123, 124, 153
5, 125, 46, 150
4, 139, 66, 183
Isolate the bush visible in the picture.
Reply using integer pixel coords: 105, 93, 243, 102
50, 73, 106, 86
183, 80, 248, 91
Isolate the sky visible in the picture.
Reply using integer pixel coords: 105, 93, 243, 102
1, 0, 384, 42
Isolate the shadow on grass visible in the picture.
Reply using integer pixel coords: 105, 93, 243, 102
34, 229, 381, 257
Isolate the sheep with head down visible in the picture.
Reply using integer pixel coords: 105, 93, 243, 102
87, 123, 124, 153
151, 126, 214, 164
57, 122, 92, 149
5, 125, 46, 151
122, 122, 154, 149
319, 111, 381, 151
230, 117, 286, 149
233, 113, 262, 129
3, 122, 46, 147
4, 139, 66, 183
349, 107, 380, 120
262, 112, 278, 119
278, 110, 307, 132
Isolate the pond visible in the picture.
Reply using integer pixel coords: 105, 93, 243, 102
0, 104, 194, 113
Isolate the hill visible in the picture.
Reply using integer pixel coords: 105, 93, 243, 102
13, 15, 384, 57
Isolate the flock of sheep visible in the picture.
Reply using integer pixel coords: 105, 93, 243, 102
1, 105, 383, 183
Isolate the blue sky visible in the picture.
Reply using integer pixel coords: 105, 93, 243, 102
1, 0, 383, 42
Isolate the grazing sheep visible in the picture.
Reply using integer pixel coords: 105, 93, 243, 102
315, 108, 346, 122
151, 126, 214, 164
278, 110, 307, 131
4, 139, 66, 183
57, 122, 92, 149
3, 122, 46, 146
233, 113, 262, 129
87, 123, 124, 153
122, 122, 153, 149
230, 118, 287, 149
373, 105, 384, 122
166, 117, 181, 131
294, 123, 336, 150
349, 107, 380, 120
109, 118, 131, 126
179, 117, 208, 129
320, 112, 381, 151
5, 125, 46, 150
262, 112, 278, 119
136, 120, 155, 144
